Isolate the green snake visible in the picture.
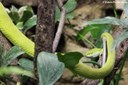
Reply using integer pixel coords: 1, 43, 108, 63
0, 2, 115, 79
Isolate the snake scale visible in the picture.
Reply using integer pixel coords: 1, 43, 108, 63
0, 2, 115, 79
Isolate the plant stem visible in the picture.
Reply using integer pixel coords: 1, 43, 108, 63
109, 0, 118, 18
83, 61, 101, 68
78, 34, 96, 48
52, 0, 66, 52
112, 4, 118, 18
115, 49, 128, 85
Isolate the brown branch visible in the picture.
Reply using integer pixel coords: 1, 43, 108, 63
52, 0, 66, 52
35, 0, 55, 55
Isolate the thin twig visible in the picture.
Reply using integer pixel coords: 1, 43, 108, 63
52, 0, 66, 52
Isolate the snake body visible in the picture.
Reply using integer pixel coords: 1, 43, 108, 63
72, 33, 115, 79
0, 2, 115, 79
0, 3, 34, 56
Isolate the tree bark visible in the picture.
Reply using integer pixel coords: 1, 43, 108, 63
34, 0, 55, 83
35, 0, 55, 55
1, 0, 66, 6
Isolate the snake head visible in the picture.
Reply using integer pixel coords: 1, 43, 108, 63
85, 48, 103, 58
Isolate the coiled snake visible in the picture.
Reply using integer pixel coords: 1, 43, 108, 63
0, 2, 115, 79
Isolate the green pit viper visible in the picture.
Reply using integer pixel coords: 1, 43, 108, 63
0, 2, 115, 79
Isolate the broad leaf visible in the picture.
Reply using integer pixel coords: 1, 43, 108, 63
90, 25, 111, 39
64, 0, 77, 13
18, 5, 34, 15
66, 12, 75, 19
23, 15, 37, 33
77, 24, 111, 40
123, 0, 128, 17
20, 10, 33, 22
112, 31, 128, 50
9, 11, 20, 24
55, 0, 77, 22
18, 5, 34, 22
55, 6, 61, 22
18, 58, 33, 71
83, 17, 128, 27
16, 22, 23, 30
2, 46, 24, 66
9, 6, 20, 24
57, 52, 83, 69
10, 5, 18, 12
37, 52, 64, 85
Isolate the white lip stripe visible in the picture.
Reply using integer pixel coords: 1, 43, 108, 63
102, 38, 107, 66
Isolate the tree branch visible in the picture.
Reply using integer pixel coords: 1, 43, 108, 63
52, 0, 66, 52
34, 0, 55, 83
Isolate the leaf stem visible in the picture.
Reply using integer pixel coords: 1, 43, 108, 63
109, 0, 118, 18
78, 34, 96, 48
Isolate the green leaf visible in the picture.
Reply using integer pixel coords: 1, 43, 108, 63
0, 66, 33, 78
18, 5, 34, 15
16, 22, 23, 30
20, 11, 33, 23
57, 52, 83, 69
98, 80, 104, 85
55, 0, 77, 22
83, 17, 128, 27
37, 52, 64, 85
23, 15, 37, 33
55, 6, 61, 22
123, 0, 128, 17
9, 7, 20, 24
18, 58, 33, 71
9, 6, 20, 24
9, 12, 20, 24
77, 26, 92, 40
2, 46, 24, 66
90, 24, 111, 39
64, 0, 77, 13
112, 31, 128, 50
66, 12, 75, 19
18, 6, 34, 22
95, 39, 103, 48
77, 24, 111, 40
10, 5, 18, 12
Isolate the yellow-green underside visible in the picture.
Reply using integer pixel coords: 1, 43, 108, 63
0, 2, 115, 79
